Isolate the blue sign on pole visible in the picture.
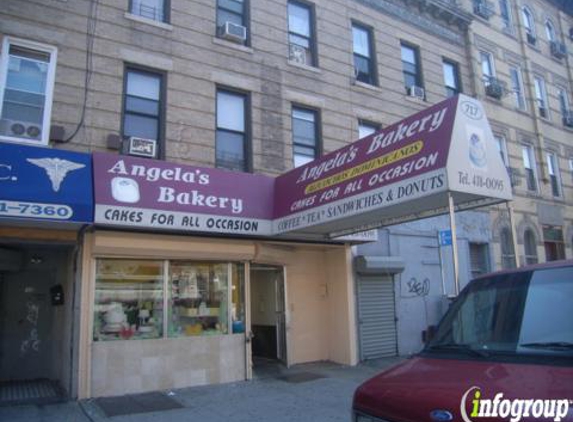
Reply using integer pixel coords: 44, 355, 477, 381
0, 142, 93, 223
439, 229, 452, 246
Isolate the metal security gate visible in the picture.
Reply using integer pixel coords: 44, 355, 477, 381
357, 275, 397, 360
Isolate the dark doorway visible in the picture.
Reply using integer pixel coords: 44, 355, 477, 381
249, 264, 286, 372
0, 245, 72, 405
543, 226, 565, 262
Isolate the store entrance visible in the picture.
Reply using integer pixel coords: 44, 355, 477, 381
249, 264, 287, 374
0, 245, 72, 405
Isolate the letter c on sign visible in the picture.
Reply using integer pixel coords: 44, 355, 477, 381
0, 164, 13, 181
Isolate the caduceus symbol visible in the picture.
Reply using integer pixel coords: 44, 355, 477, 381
27, 158, 86, 192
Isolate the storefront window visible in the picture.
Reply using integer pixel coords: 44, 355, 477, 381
94, 259, 164, 341
169, 262, 229, 337
94, 259, 246, 341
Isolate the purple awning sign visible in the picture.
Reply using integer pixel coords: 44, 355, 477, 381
93, 152, 275, 235
92, 95, 511, 240
273, 95, 511, 238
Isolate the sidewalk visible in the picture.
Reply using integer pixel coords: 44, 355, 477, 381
0, 357, 404, 422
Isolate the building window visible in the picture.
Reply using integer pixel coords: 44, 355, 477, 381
543, 225, 565, 261
217, 0, 247, 44
130, 0, 168, 23
287, 1, 316, 67
533, 76, 548, 118
546, 152, 562, 198
216, 89, 249, 172
442, 59, 461, 98
494, 134, 509, 168
292, 106, 319, 167
522, 145, 538, 192
352, 23, 376, 85
401, 42, 422, 94
0, 38, 57, 146
358, 119, 380, 139
93, 259, 245, 341
523, 229, 538, 265
557, 87, 571, 123
522, 6, 536, 44
569, 158, 573, 182
480, 51, 495, 85
509, 66, 526, 110
469, 243, 490, 279
500, 227, 516, 269
499, 0, 513, 30
123, 67, 164, 156
545, 19, 556, 42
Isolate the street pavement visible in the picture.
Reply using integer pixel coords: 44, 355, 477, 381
0, 357, 404, 422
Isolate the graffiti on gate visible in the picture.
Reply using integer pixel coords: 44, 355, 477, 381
20, 301, 41, 354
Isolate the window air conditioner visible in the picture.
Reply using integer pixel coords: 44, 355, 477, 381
218, 21, 247, 43
289, 43, 308, 65
550, 41, 567, 59
485, 79, 504, 99
408, 85, 425, 100
127, 137, 157, 158
0, 119, 42, 140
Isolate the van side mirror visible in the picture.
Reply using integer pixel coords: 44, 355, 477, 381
422, 325, 437, 344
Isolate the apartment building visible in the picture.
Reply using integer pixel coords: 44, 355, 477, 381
0, 0, 570, 400
460, 0, 573, 268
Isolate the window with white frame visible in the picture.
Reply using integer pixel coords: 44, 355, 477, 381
557, 87, 570, 117
500, 227, 516, 269
533, 76, 548, 118
494, 134, 509, 168
480, 51, 495, 85
522, 6, 536, 44
522, 144, 538, 191
545, 19, 556, 42
546, 152, 562, 198
287, 1, 316, 67
358, 119, 379, 139
509, 66, 526, 110
443, 59, 461, 98
569, 158, 573, 182
130, 0, 168, 23
499, 0, 513, 30
524, 229, 538, 265
0, 38, 57, 145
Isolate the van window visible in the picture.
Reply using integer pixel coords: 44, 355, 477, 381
427, 267, 573, 359
517, 267, 573, 353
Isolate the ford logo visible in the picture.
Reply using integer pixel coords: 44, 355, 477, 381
430, 410, 454, 422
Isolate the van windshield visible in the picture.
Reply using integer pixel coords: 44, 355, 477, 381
425, 267, 573, 361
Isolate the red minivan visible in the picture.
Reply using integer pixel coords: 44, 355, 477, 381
352, 260, 573, 422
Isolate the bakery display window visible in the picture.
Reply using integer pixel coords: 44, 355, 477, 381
169, 262, 229, 337
94, 259, 164, 341
93, 259, 246, 341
